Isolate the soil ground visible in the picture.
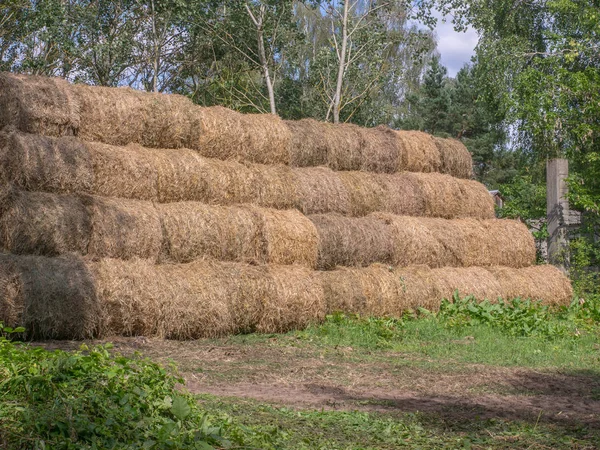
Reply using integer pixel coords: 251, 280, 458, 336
42, 334, 600, 431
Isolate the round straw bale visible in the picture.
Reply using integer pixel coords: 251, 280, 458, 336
415, 173, 496, 219
292, 167, 351, 215
73, 83, 198, 148
1, 131, 93, 194
338, 171, 388, 216
324, 122, 364, 171
395, 130, 441, 173
86, 196, 162, 261
355, 264, 411, 317
285, 119, 328, 167
358, 125, 402, 173
253, 207, 319, 268
486, 265, 573, 305
311, 213, 394, 269
194, 106, 246, 159
158, 203, 263, 264
375, 214, 463, 267
90, 142, 159, 201
241, 113, 292, 165
194, 157, 258, 205
216, 262, 268, 334
91, 258, 235, 339
430, 266, 504, 301
0, 72, 79, 136
249, 164, 299, 209
462, 219, 536, 268
394, 265, 443, 311
0, 254, 101, 339
375, 173, 427, 217
0, 188, 91, 256
433, 137, 474, 179
319, 267, 368, 314
196, 108, 290, 165
257, 265, 326, 333
154, 147, 208, 203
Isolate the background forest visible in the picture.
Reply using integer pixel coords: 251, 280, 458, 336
1, 0, 598, 292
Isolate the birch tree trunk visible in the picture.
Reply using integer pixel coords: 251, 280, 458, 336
246, 3, 277, 115
332, 0, 349, 124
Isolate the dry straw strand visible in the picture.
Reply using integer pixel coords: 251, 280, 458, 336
0, 254, 102, 339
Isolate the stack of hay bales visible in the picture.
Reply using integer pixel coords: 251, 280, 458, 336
0, 72, 572, 340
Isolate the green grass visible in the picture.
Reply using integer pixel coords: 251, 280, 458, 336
293, 294, 600, 371
3, 295, 600, 448
196, 394, 600, 449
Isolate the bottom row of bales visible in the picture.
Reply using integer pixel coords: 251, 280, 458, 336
0, 254, 572, 340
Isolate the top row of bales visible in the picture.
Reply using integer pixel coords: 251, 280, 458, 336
0, 72, 472, 178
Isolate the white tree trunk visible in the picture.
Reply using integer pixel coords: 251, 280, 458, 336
247, 3, 277, 115
333, 0, 349, 124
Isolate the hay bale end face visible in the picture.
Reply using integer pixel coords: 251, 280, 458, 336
0, 72, 79, 136
433, 137, 474, 179
0, 254, 101, 339
1, 132, 94, 194
0, 188, 91, 257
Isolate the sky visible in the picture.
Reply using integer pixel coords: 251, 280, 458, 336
433, 15, 479, 77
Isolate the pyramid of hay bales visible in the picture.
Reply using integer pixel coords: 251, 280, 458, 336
0, 72, 572, 340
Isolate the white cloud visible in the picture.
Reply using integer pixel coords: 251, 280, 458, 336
433, 15, 479, 77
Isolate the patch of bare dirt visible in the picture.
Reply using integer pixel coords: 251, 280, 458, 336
38, 336, 600, 427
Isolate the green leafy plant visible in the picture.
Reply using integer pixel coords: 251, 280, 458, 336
0, 323, 279, 449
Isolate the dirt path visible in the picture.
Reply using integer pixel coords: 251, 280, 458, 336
42, 336, 600, 428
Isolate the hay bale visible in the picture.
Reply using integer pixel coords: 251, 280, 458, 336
462, 219, 535, 268
320, 264, 435, 317
375, 173, 427, 217
1, 131, 94, 194
324, 122, 364, 171
338, 171, 388, 216
258, 265, 326, 333
255, 207, 318, 268
0, 72, 79, 136
0, 188, 91, 256
414, 173, 496, 219
321, 264, 572, 318
487, 265, 573, 305
375, 215, 535, 268
358, 125, 401, 173
376, 215, 463, 268
158, 203, 317, 267
311, 214, 394, 269
0, 189, 161, 260
285, 119, 328, 166
319, 268, 368, 313
430, 266, 504, 301
87, 197, 162, 261
91, 142, 160, 201
153, 147, 209, 203
158, 203, 262, 264
293, 167, 351, 215
91, 258, 235, 339
196, 107, 291, 165
395, 130, 442, 173
0, 254, 101, 339
249, 164, 299, 210
433, 137, 474, 179
241, 113, 292, 165
73, 83, 200, 148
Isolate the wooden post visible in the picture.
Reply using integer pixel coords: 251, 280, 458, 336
546, 158, 570, 272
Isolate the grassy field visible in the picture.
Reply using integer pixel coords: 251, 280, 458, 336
3, 295, 600, 449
